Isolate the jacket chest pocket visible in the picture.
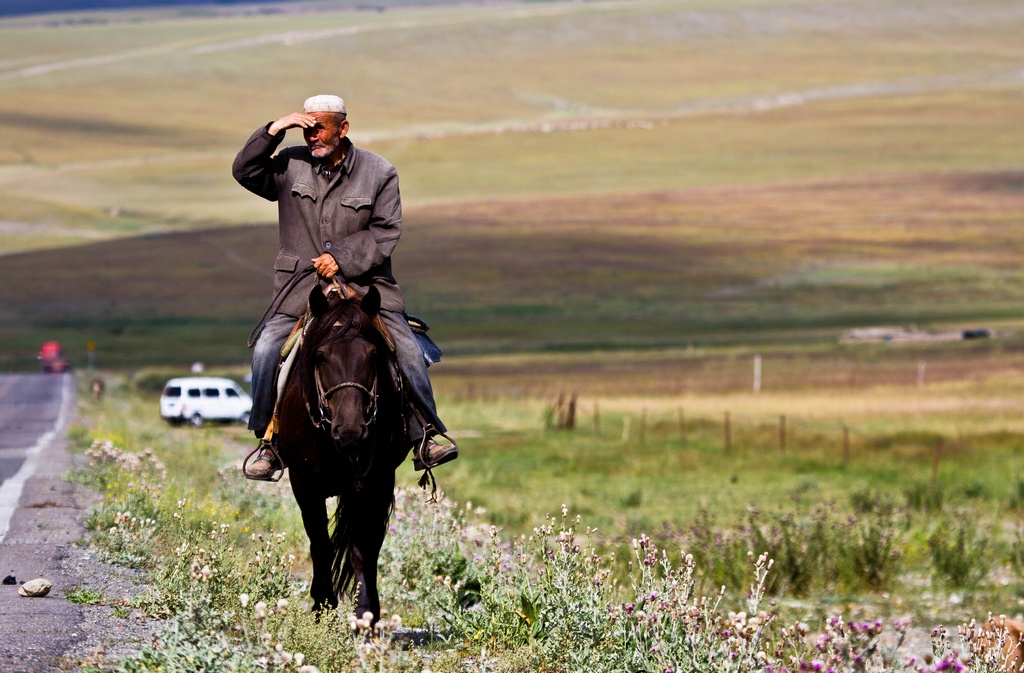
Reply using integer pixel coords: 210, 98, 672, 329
326, 196, 372, 233
291, 182, 317, 202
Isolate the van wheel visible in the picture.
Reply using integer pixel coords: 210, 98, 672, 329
189, 413, 204, 428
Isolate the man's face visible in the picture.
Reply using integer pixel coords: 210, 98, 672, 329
303, 113, 348, 160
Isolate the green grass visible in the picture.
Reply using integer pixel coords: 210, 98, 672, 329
434, 388, 1024, 539
66, 585, 105, 605
70, 358, 1024, 636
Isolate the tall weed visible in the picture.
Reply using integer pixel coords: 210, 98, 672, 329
928, 517, 990, 590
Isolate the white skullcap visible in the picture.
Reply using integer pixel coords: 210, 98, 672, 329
303, 95, 346, 114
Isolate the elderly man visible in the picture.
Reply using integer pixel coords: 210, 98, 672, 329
233, 94, 456, 480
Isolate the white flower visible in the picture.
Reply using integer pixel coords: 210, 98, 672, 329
239, 593, 249, 608
298, 666, 320, 673
294, 653, 305, 666
254, 601, 267, 620
276, 598, 289, 615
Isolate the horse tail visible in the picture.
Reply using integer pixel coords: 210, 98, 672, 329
329, 482, 397, 601
329, 497, 357, 597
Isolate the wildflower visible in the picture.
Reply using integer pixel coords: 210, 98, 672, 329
277, 598, 288, 615
239, 594, 249, 608
294, 653, 305, 666
261, 633, 272, 646
254, 601, 267, 621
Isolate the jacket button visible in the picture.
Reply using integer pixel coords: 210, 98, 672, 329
325, 241, 332, 249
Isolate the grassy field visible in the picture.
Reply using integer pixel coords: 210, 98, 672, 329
75, 358, 1024, 648
0, 0, 1022, 369
1, 170, 1022, 369
0, 0, 1022, 249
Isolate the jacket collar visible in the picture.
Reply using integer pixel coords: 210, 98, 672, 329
314, 137, 355, 180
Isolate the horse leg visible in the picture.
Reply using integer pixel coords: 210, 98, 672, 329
292, 482, 337, 614
348, 481, 394, 625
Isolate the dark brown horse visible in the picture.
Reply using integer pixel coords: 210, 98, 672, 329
277, 284, 409, 620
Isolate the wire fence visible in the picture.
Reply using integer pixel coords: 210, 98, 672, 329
546, 393, 986, 484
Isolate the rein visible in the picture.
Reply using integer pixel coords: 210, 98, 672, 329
248, 265, 317, 348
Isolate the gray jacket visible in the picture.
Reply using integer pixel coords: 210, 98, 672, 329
232, 124, 405, 318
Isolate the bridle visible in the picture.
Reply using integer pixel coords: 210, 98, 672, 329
311, 364, 378, 433
305, 318, 382, 490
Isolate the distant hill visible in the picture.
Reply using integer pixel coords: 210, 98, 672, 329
0, 0, 282, 18
0, 0, 440, 19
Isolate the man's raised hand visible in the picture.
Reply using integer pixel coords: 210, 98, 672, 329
268, 112, 316, 136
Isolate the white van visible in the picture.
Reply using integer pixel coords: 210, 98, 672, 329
159, 377, 252, 427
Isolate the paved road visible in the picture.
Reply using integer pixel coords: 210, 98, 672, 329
0, 373, 89, 672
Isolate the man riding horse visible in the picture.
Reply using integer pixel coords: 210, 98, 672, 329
232, 94, 457, 481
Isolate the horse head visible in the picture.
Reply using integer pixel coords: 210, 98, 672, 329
300, 284, 399, 459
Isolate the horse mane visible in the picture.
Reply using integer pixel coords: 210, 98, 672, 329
292, 294, 395, 399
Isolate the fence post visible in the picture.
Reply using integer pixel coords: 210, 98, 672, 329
779, 415, 786, 453
724, 411, 732, 452
566, 393, 577, 430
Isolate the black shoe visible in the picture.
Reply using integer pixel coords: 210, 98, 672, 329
243, 439, 283, 481
413, 436, 458, 472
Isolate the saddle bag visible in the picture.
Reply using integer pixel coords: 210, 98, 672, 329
405, 314, 443, 367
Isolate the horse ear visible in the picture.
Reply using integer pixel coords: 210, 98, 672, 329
361, 286, 381, 317
309, 286, 330, 317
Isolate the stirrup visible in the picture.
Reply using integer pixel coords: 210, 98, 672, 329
242, 438, 284, 482
413, 428, 459, 472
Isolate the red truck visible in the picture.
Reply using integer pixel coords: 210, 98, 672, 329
38, 341, 70, 373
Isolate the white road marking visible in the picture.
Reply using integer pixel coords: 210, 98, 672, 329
0, 375, 74, 544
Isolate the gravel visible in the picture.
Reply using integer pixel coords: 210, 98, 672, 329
59, 543, 162, 670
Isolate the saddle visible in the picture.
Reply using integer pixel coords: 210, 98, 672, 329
243, 278, 441, 480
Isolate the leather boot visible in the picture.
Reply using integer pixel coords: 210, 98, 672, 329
413, 436, 458, 471
243, 438, 282, 481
